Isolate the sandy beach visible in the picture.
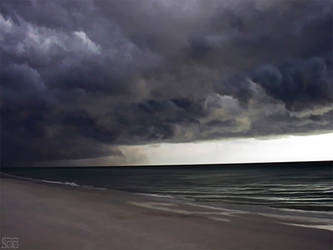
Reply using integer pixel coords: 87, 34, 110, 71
1, 177, 332, 250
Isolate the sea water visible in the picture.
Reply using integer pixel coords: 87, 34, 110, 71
3, 163, 332, 212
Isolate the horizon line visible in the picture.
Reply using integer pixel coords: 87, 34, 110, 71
2, 160, 332, 169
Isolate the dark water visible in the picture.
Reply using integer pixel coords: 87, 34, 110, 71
3, 163, 333, 212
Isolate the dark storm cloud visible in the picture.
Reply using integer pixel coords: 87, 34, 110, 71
0, 0, 332, 165
252, 56, 333, 111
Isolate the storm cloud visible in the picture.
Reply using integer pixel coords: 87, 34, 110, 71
0, 0, 332, 165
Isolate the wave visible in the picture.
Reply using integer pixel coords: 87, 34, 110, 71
135, 193, 175, 199
41, 179, 79, 187
1, 172, 107, 191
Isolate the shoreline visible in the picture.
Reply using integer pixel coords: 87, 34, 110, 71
2, 171, 333, 217
1, 176, 332, 249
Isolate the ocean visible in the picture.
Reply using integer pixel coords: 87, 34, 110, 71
3, 161, 333, 213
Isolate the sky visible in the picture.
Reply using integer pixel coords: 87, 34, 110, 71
0, 0, 332, 166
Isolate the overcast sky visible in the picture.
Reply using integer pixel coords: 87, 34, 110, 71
1, 0, 332, 166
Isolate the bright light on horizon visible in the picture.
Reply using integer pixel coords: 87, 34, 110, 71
38, 132, 332, 167
118, 132, 333, 165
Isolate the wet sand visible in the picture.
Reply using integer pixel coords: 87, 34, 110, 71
1, 177, 332, 250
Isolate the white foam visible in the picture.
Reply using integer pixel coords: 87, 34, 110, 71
42, 180, 79, 187
185, 202, 248, 215
135, 193, 174, 199
258, 212, 333, 225
281, 223, 333, 232
209, 216, 230, 222
129, 200, 246, 218
129, 201, 192, 215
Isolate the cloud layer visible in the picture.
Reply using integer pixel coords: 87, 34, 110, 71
1, 0, 332, 165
